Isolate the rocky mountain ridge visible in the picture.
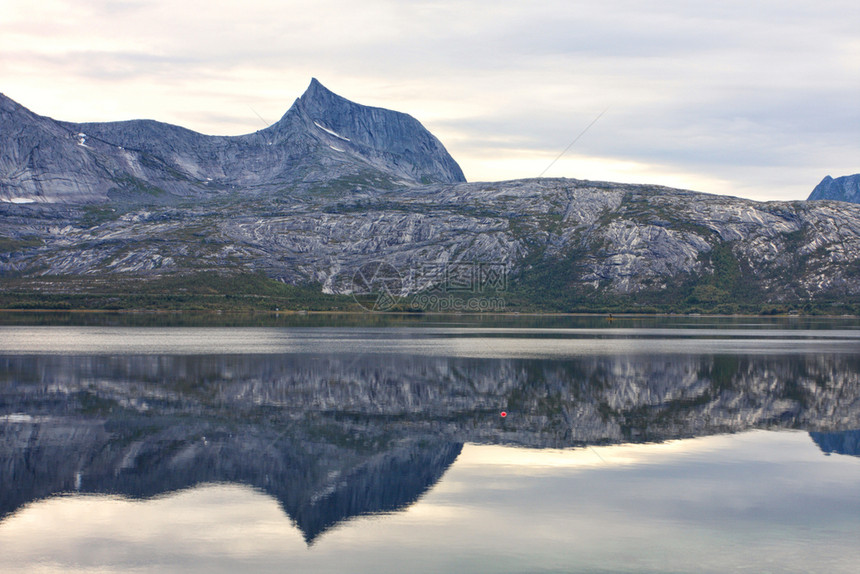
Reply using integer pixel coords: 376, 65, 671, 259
1, 83, 859, 310
0, 79, 464, 205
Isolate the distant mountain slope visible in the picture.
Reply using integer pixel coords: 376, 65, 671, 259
808, 174, 860, 204
2, 177, 860, 312
0, 79, 465, 204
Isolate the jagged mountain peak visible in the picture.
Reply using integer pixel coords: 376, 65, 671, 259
298, 77, 373, 113
809, 173, 860, 204
288, 79, 466, 184
302, 77, 338, 101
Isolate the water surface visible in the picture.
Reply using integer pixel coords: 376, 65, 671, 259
1, 318, 858, 572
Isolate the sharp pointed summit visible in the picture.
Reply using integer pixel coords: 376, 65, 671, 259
302, 77, 336, 100
292, 78, 466, 184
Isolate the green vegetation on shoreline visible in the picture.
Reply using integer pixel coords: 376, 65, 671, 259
1, 271, 857, 317
0, 272, 356, 312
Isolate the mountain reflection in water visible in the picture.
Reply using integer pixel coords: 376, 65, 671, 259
2, 351, 860, 542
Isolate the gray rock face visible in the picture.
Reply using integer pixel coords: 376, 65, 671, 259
3, 177, 860, 303
294, 78, 466, 184
0, 93, 125, 204
0, 79, 465, 204
809, 174, 860, 204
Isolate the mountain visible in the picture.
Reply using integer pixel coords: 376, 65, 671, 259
809, 174, 860, 204
2, 82, 860, 312
0, 79, 465, 204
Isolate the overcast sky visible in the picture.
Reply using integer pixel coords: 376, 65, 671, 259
2, 0, 858, 201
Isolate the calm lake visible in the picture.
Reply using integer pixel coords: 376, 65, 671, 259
1, 315, 859, 573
